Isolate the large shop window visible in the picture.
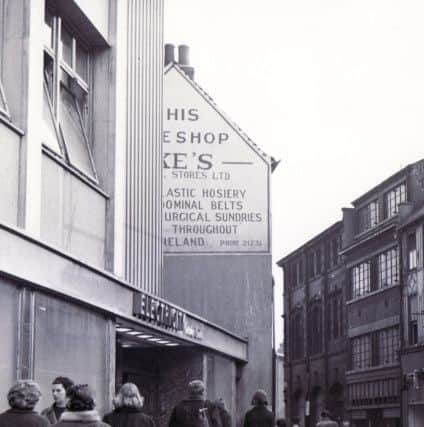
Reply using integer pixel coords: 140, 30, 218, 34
42, 6, 97, 181
384, 183, 407, 219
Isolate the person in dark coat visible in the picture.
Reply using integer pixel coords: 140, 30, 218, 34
41, 376, 74, 424
243, 390, 274, 427
207, 398, 231, 427
55, 384, 109, 427
0, 380, 50, 427
103, 383, 155, 427
169, 380, 209, 427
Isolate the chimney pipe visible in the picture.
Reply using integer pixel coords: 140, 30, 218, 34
164, 44, 175, 66
177, 44, 194, 80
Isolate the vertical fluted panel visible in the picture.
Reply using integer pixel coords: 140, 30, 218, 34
125, 0, 163, 295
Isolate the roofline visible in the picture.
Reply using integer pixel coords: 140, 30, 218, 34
164, 63, 271, 165
351, 161, 420, 206
276, 220, 343, 266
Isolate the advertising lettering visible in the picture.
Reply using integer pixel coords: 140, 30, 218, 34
163, 68, 269, 253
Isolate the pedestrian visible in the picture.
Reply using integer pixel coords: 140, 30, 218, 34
315, 410, 338, 427
207, 397, 231, 427
169, 380, 210, 427
41, 376, 74, 424
0, 380, 50, 427
243, 390, 274, 427
103, 383, 155, 427
55, 384, 109, 427
275, 418, 286, 427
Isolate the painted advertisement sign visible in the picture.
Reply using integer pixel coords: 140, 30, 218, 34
163, 65, 269, 253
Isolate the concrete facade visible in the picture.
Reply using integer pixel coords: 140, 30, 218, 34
0, 1, 254, 426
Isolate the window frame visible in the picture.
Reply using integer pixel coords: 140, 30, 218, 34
384, 182, 407, 219
357, 199, 379, 234
377, 247, 399, 289
42, 6, 97, 182
351, 261, 371, 298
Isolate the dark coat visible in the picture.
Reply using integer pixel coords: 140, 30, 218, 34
169, 398, 209, 427
41, 405, 64, 424
0, 408, 50, 427
243, 406, 274, 427
103, 407, 155, 427
55, 410, 109, 427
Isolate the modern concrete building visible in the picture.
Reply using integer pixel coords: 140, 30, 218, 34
0, 1, 251, 425
162, 47, 274, 425
277, 222, 346, 427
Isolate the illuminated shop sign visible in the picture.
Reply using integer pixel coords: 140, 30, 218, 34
163, 66, 270, 254
133, 292, 203, 341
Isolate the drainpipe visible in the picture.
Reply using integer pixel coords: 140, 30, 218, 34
397, 229, 404, 427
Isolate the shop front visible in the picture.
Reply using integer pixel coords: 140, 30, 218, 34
0, 223, 247, 423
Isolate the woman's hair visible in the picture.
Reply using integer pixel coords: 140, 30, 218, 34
7, 380, 42, 410
66, 384, 96, 411
113, 383, 144, 409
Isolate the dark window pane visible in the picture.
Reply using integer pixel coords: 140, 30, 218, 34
59, 86, 95, 177
61, 25, 73, 66
76, 42, 89, 82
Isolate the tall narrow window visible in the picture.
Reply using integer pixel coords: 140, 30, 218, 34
309, 304, 322, 354
377, 247, 399, 289
292, 311, 304, 360
408, 233, 417, 270
42, 5, 97, 181
384, 183, 407, 218
378, 327, 399, 365
316, 248, 322, 275
351, 261, 371, 298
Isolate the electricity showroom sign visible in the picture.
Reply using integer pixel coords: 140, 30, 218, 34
163, 65, 270, 254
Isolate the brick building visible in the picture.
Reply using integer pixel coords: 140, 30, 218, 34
277, 222, 346, 427
278, 158, 424, 427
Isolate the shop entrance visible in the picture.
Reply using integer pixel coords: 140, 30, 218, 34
115, 322, 204, 427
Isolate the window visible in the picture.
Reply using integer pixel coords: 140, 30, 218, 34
377, 247, 399, 289
309, 304, 322, 354
352, 335, 372, 370
351, 261, 371, 298
292, 310, 304, 360
328, 292, 343, 340
408, 234, 417, 270
409, 320, 418, 345
358, 200, 379, 233
298, 259, 304, 284
0, 80, 9, 118
378, 327, 399, 365
307, 251, 315, 278
330, 236, 341, 268
384, 183, 407, 218
42, 5, 97, 181
316, 248, 323, 275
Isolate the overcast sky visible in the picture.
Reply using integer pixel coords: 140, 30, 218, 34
164, 0, 424, 344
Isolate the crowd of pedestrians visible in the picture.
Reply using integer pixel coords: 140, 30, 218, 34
0, 378, 339, 427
